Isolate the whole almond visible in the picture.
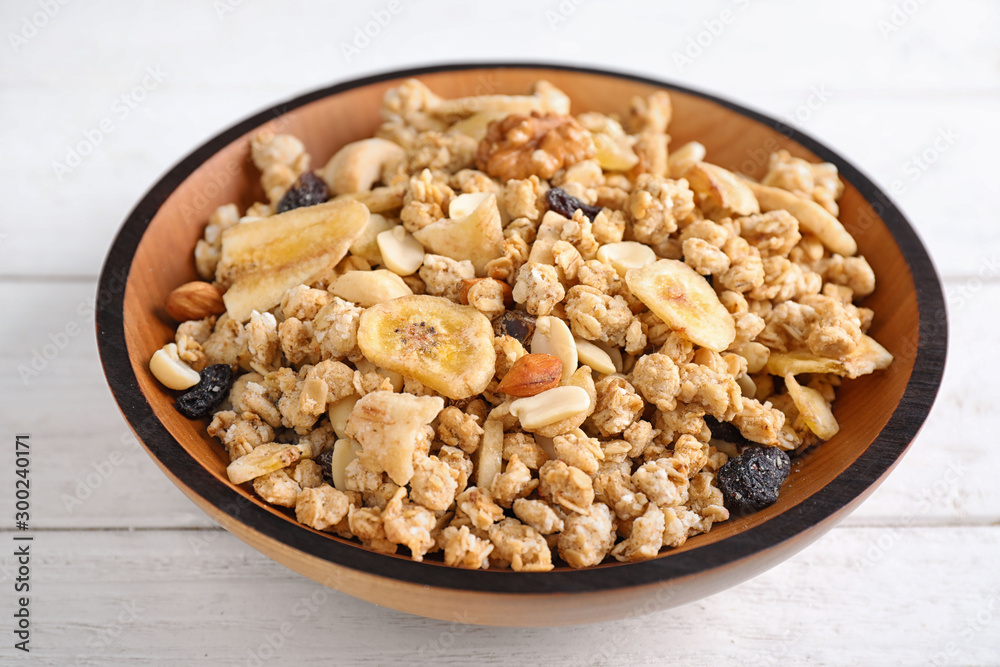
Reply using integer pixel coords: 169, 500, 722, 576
459, 278, 514, 308
166, 281, 226, 321
496, 353, 563, 397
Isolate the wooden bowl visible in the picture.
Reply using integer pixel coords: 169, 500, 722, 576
96, 64, 947, 626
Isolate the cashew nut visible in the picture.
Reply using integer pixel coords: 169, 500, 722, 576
320, 138, 405, 196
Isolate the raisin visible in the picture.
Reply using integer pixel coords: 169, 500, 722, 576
717, 446, 791, 515
175, 364, 234, 419
494, 311, 536, 347
705, 416, 753, 447
545, 187, 602, 222
276, 172, 329, 213
318, 449, 335, 485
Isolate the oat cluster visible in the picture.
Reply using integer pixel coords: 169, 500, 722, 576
154, 78, 892, 570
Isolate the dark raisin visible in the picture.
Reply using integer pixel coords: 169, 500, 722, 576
276, 172, 329, 213
175, 364, 234, 419
494, 311, 536, 347
705, 416, 753, 447
318, 449, 335, 485
545, 187, 602, 222
717, 446, 791, 515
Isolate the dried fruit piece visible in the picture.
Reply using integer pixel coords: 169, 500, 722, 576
784, 374, 840, 440
356, 295, 495, 400
683, 161, 760, 218
497, 353, 563, 397
509, 385, 591, 431
765, 351, 845, 377
227, 443, 300, 485
175, 364, 234, 419
530, 315, 577, 381
412, 192, 504, 275
717, 446, 791, 514
625, 259, 736, 352
494, 311, 536, 346
218, 199, 369, 321
330, 269, 413, 307
277, 172, 330, 213
165, 281, 226, 321
545, 186, 602, 222
705, 415, 753, 447
840, 335, 893, 379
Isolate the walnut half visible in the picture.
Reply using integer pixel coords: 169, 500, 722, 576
476, 112, 595, 182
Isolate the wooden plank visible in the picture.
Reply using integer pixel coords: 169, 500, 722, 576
0, 279, 995, 530
4, 526, 998, 665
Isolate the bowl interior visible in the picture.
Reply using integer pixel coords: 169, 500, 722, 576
120, 67, 919, 566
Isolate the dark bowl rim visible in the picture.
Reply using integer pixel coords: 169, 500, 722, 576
95, 61, 947, 595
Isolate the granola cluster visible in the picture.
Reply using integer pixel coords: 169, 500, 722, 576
153, 78, 893, 571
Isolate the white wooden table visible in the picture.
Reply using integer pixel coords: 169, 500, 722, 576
2, 0, 998, 664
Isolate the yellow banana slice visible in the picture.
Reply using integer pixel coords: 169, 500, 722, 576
219, 199, 369, 322
625, 259, 735, 352
784, 374, 840, 440
356, 295, 495, 399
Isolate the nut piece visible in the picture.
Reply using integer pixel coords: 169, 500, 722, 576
320, 137, 406, 195
149, 343, 201, 390
509, 385, 592, 431
596, 242, 657, 278
573, 337, 616, 375
165, 281, 225, 321
327, 438, 362, 491
476, 112, 596, 182
530, 315, 578, 381
330, 269, 413, 307
476, 419, 504, 488
497, 353, 563, 397
376, 226, 425, 276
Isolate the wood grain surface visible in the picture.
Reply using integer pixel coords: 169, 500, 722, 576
1, 0, 997, 663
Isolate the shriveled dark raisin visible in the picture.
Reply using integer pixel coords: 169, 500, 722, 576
318, 449, 335, 485
276, 172, 329, 213
494, 311, 536, 347
705, 416, 753, 447
717, 446, 791, 515
175, 364, 234, 419
545, 187, 602, 222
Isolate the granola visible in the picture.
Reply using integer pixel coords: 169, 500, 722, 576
154, 78, 893, 570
